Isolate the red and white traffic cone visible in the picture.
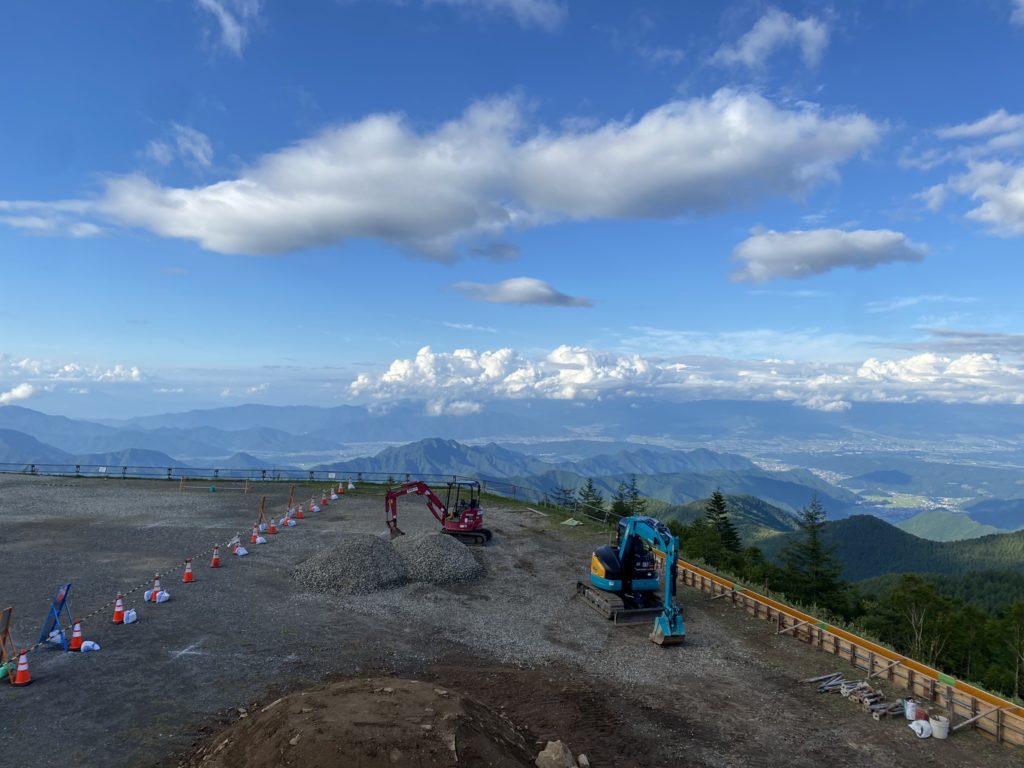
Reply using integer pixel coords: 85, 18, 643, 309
182, 559, 194, 583
210, 545, 222, 568
295, 504, 305, 520
267, 516, 277, 534
112, 594, 125, 624
68, 619, 84, 652
12, 650, 31, 686
337, 482, 344, 495
321, 492, 329, 507
251, 525, 259, 544
149, 574, 162, 602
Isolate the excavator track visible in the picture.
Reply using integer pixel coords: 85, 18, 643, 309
576, 582, 666, 625
443, 528, 493, 546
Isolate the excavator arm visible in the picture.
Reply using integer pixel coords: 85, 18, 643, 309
385, 481, 447, 538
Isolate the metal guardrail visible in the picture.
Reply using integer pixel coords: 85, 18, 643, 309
481, 478, 615, 524
0, 462, 474, 486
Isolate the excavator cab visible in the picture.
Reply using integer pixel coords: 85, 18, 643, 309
447, 480, 480, 519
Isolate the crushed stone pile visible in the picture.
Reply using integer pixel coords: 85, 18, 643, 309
392, 532, 485, 584
292, 534, 408, 595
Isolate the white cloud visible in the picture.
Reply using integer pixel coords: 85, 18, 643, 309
453, 277, 591, 307
196, 0, 262, 57
443, 321, 498, 333
426, 399, 483, 416
1012, 0, 1024, 26
937, 109, 1024, 139
351, 344, 1024, 408
730, 228, 926, 282
0, 214, 102, 239
713, 8, 829, 69
428, 0, 566, 31
0, 90, 880, 258
913, 110, 1024, 234
146, 125, 213, 168
154, 387, 185, 394
0, 383, 36, 405
637, 46, 685, 66
864, 294, 976, 314
1, 355, 143, 384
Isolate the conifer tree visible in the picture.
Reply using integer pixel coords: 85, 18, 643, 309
704, 489, 742, 553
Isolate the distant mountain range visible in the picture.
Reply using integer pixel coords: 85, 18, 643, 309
895, 509, 1002, 541
761, 515, 1024, 581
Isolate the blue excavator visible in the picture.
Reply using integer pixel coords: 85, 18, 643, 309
576, 515, 686, 646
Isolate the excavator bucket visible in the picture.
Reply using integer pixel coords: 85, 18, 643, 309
650, 614, 686, 646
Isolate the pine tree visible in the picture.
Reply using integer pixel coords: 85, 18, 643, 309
779, 495, 846, 614
610, 480, 631, 519
577, 478, 604, 511
704, 490, 742, 553
551, 485, 577, 509
625, 474, 647, 516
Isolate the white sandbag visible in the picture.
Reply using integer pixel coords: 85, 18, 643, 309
234, 546, 249, 557
80, 641, 100, 652
330, 493, 338, 500
312, 504, 321, 513
255, 535, 267, 545
287, 519, 297, 527
347, 481, 355, 490
123, 608, 138, 624
258, 522, 267, 532
155, 590, 170, 603
47, 629, 65, 646
909, 720, 932, 739
144, 589, 154, 601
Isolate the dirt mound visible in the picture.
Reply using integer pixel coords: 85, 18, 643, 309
182, 678, 535, 768
393, 532, 485, 584
292, 534, 407, 595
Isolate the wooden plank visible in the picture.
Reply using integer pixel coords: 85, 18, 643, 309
867, 656, 903, 681
776, 618, 812, 636
953, 707, 1010, 733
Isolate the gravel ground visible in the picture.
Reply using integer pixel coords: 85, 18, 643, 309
0, 474, 1017, 768
292, 533, 408, 595
392, 532, 485, 584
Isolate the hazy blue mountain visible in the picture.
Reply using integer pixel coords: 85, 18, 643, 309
213, 452, 298, 470
761, 515, 1024, 581
315, 438, 548, 477
659, 494, 801, 543
567, 447, 756, 476
0, 429, 74, 464
966, 498, 1024, 530
74, 448, 186, 468
85, 398, 1024, 444
895, 509, 1002, 541
0, 406, 117, 448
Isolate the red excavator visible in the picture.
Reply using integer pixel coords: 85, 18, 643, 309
385, 480, 493, 545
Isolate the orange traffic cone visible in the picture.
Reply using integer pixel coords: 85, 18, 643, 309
337, 482, 344, 494
182, 559, 194, 583
112, 594, 125, 624
267, 517, 277, 534
69, 619, 83, 652
211, 545, 222, 568
250, 525, 259, 544
12, 650, 31, 686
321, 492, 328, 507
295, 504, 305, 520
149, 574, 162, 602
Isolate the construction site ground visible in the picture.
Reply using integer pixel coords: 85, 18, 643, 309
0, 474, 1016, 768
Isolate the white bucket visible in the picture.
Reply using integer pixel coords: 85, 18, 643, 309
904, 698, 917, 720
930, 715, 949, 739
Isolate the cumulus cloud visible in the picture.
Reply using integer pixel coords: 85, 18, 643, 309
429, 0, 566, 31
453, 277, 591, 307
1, 355, 142, 384
713, 8, 829, 69
443, 321, 498, 333
0, 383, 36, 405
1013, 0, 1024, 26
0, 90, 880, 258
912, 110, 1024, 235
730, 228, 927, 282
196, 0, 262, 56
0, 214, 102, 239
351, 344, 1024, 409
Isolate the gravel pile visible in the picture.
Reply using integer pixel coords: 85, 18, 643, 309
392, 532, 485, 584
293, 534, 408, 595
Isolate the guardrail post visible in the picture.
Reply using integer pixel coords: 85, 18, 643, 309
167, 467, 172, 480
30, 464, 36, 475
75, 464, 81, 477
308, 470, 314, 481
121, 466, 127, 479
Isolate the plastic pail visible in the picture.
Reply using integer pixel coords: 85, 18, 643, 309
930, 715, 949, 739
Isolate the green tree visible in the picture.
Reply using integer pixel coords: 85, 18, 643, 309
611, 475, 646, 518
779, 495, 847, 614
998, 602, 1024, 699
551, 485, 577, 509
704, 490, 742, 553
577, 478, 604, 511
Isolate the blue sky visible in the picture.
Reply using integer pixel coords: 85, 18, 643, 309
2, 0, 1024, 418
